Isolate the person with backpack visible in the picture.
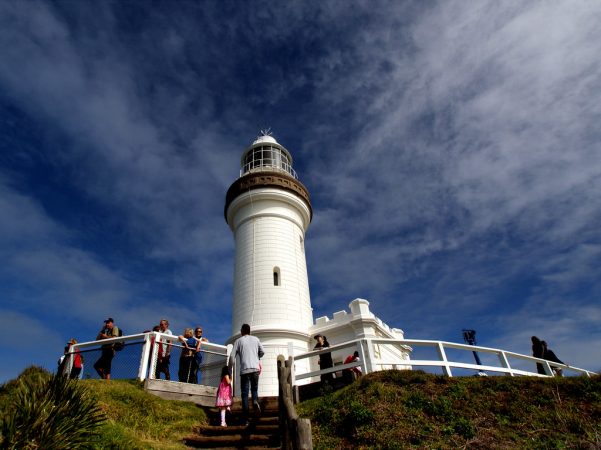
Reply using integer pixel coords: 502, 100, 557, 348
93, 317, 120, 380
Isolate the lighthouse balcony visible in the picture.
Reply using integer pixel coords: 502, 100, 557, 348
240, 162, 298, 179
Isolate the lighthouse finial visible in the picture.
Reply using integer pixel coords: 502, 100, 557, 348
259, 128, 273, 138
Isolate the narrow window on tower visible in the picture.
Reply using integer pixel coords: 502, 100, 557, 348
299, 236, 304, 253
273, 267, 280, 286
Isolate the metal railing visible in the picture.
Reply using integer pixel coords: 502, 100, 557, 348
64, 332, 232, 389
291, 338, 596, 386
241, 159, 298, 179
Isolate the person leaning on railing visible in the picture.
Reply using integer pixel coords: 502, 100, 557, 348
191, 326, 208, 384
313, 334, 333, 383
67, 338, 83, 379
177, 328, 198, 383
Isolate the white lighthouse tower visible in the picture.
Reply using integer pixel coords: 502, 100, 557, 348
225, 132, 313, 396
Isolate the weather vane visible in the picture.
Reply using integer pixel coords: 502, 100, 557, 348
259, 128, 273, 137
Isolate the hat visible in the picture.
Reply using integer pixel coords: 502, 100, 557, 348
104, 317, 114, 323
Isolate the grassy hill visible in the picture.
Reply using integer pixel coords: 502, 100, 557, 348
297, 370, 601, 449
2, 367, 599, 449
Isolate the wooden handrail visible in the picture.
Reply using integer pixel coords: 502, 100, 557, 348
278, 356, 312, 450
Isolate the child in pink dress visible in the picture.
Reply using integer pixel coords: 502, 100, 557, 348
215, 366, 233, 427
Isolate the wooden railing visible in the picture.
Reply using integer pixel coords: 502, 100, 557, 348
277, 356, 312, 450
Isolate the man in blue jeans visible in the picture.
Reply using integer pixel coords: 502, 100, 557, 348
229, 323, 265, 425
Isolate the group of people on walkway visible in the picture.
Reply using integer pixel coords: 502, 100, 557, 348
60, 317, 211, 383
150, 319, 209, 384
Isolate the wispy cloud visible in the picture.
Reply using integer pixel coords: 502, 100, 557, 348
0, 1, 599, 378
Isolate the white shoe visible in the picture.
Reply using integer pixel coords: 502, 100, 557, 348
221, 422, 227, 427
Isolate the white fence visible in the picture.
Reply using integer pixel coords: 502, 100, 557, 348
65, 332, 232, 389
63, 335, 596, 389
291, 338, 596, 386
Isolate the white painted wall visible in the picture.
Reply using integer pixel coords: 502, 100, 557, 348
306, 299, 412, 380
227, 188, 313, 396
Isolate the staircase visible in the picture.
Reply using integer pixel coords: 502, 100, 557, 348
184, 396, 280, 449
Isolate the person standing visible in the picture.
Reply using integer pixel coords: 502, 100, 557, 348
178, 328, 196, 383
314, 334, 334, 383
155, 319, 173, 380
192, 326, 208, 384
229, 324, 264, 425
94, 318, 120, 380
68, 338, 83, 379
531, 336, 545, 375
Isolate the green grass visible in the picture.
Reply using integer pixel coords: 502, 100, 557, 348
83, 378, 207, 449
0, 367, 207, 450
297, 370, 601, 449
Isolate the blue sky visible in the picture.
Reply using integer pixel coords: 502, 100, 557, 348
1, 1, 600, 382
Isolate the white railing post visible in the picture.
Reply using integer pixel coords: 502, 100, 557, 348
137, 332, 152, 381
357, 340, 369, 375
66, 348, 74, 377
436, 342, 453, 377
543, 361, 554, 376
497, 351, 514, 376
226, 344, 235, 396
361, 338, 376, 374
148, 332, 159, 380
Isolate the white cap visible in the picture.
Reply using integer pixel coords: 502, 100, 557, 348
252, 135, 277, 145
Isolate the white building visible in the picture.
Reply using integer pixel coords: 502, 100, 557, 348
225, 134, 410, 396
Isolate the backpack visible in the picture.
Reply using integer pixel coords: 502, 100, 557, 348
114, 328, 125, 351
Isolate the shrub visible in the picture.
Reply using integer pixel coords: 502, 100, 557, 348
0, 367, 105, 449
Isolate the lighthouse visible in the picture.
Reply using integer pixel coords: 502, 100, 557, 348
225, 132, 314, 396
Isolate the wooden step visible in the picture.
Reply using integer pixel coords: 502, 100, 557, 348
194, 424, 279, 435
184, 395, 282, 449
183, 432, 280, 448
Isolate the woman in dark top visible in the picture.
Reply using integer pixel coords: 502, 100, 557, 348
314, 334, 333, 383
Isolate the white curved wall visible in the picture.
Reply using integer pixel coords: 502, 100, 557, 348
227, 188, 314, 396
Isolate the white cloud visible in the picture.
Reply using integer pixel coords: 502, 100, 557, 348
1, 0, 600, 379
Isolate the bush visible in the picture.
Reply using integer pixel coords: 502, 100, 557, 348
0, 367, 105, 449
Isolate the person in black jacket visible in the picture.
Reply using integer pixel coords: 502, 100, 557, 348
314, 334, 333, 383
542, 340, 565, 376
531, 336, 545, 374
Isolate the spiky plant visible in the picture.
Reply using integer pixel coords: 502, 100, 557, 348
0, 367, 105, 449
